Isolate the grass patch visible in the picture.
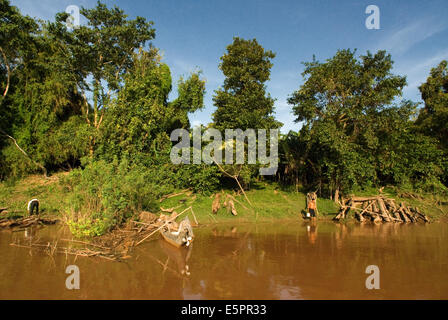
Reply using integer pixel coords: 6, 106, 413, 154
160, 182, 341, 224
0, 173, 70, 218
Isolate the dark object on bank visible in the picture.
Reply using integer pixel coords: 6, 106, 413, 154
333, 196, 430, 223
27, 199, 39, 215
160, 216, 194, 248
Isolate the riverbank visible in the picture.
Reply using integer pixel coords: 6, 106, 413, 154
1, 172, 447, 231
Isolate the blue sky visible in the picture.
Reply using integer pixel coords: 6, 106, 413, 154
12, 0, 448, 132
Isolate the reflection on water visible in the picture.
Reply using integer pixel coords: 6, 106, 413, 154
0, 221, 447, 299
306, 222, 318, 245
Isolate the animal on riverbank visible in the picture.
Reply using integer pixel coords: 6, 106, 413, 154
27, 199, 39, 216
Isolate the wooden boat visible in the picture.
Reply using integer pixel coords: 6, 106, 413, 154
160, 216, 194, 248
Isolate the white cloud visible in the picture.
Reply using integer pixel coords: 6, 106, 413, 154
375, 18, 446, 56
12, 0, 56, 20
12, 0, 93, 22
398, 49, 448, 100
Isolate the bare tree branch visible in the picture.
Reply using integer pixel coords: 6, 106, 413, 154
0, 47, 11, 97
0, 128, 47, 177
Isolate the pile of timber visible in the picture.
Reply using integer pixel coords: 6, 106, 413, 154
333, 196, 430, 223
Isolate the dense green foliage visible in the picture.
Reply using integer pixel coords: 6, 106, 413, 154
416, 60, 448, 186
1, 1, 447, 236
213, 37, 280, 130
212, 37, 281, 186
283, 49, 446, 196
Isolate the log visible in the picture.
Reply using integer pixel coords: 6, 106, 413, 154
402, 204, 416, 223
227, 200, 238, 216
372, 212, 382, 223
333, 199, 350, 221
385, 199, 401, 220
333, 207, 347, 221
398, 205, 411, 223
212, 193, 221, 214
159, 190, 189, 202
413, 207, 430, 223
358, 201, 374, 222
351, 196, 385, 202
355, 211, 365, 222
377, 197, 392, 222
371, 201, 379, 215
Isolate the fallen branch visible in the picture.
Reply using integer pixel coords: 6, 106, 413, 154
159, 190, 190, 202
0, 128, 47, 177
212, 158, 252, 206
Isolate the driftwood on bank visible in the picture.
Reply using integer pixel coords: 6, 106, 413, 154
212, 192, 240, 216
333, 195, 430, 223
0, 215, 59, 229
8, 206, 196, 262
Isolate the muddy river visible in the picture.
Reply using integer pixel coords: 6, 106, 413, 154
1, 221, 447, 299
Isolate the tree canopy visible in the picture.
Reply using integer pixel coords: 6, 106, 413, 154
213, 37, 281, 131
286, 49, 445, 195
0, 0, 446, 203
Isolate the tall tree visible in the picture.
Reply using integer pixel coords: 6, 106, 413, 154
417, 60, 448, 149
0, 0, 37, 99
0, 0, 47, 177
98, 49, 205, 162
416, 60, 448, 186
1, 17, 90, 177
213, 37, 280, 130
57, 1, 156, 153
288, 49, 443, 195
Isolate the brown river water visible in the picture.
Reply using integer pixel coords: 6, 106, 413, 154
0, 220, 447, 299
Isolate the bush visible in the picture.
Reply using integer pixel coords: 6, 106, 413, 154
63, 157, 177, 237
173, 163, 221, 194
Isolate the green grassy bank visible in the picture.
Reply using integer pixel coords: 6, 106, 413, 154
1, 172, 447, 228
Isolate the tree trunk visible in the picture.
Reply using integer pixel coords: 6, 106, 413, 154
0, 47, 11, 97
334, 188, 339, 204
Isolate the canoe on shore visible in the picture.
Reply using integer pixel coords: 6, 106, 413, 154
160, 216, 194, 248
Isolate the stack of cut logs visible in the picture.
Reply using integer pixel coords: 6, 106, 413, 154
333, 196, 430, 223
